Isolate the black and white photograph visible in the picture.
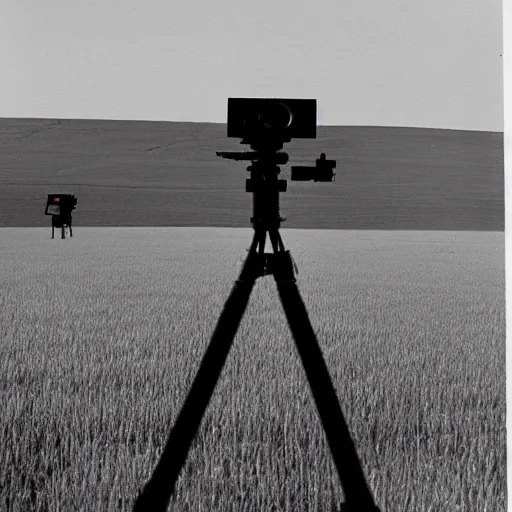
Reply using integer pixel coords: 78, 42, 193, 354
0, 0, 506, 510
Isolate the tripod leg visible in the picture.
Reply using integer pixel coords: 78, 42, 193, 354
273, 259, 380, 512
258, 230, 267, 255
267, 230, 279, 253
133, 248, 263, 512
268, 229, 285, 253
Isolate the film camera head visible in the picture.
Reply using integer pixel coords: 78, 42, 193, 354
216, 98, 335, 182
226, 97, 317, 144
45, 194, 77, 216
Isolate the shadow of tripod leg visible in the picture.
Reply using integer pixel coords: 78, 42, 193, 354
274, 280, 380, 512
133, 278, 257, 512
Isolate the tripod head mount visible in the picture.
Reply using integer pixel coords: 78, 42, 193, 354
217, 135, 290, 230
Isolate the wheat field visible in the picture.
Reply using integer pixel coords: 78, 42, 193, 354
0, 227, 505, 511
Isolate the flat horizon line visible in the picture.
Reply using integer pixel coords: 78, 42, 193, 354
0, 117, 503, 134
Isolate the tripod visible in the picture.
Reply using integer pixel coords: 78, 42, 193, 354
51, 213, 73, 239
134, 139, 380, 512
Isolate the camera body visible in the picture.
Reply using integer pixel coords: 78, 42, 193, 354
45, 194, 77, 216
227, 98, 317, 142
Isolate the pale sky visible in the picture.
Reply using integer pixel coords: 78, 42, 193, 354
1, 0, 504, 131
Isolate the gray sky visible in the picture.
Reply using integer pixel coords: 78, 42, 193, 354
2, 0, 503, 131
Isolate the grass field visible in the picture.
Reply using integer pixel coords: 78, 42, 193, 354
0, 227, 505, 511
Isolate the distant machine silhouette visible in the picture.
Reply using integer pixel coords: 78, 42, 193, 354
45, 194, 77, 239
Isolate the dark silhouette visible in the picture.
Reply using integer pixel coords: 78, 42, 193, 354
134, 99, 380, 512
134, 230, 380, 512
45, 194, 77, 239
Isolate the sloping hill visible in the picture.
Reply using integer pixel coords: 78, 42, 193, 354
0, 118, 503, 230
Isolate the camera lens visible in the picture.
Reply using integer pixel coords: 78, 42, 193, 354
257, 102, 293, 131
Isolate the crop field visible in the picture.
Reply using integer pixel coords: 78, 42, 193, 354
0, 227, 505, 511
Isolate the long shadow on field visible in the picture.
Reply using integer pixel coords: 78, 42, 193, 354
133, 238, 380, 512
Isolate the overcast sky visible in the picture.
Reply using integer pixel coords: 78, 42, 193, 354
1, 0, 503, 131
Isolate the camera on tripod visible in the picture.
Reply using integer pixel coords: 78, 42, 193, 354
135, 99, 378, 512
45, 194, 77, 239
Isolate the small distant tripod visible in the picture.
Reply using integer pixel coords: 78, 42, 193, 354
134, 136, 380, 512
51, 213, 73, 239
